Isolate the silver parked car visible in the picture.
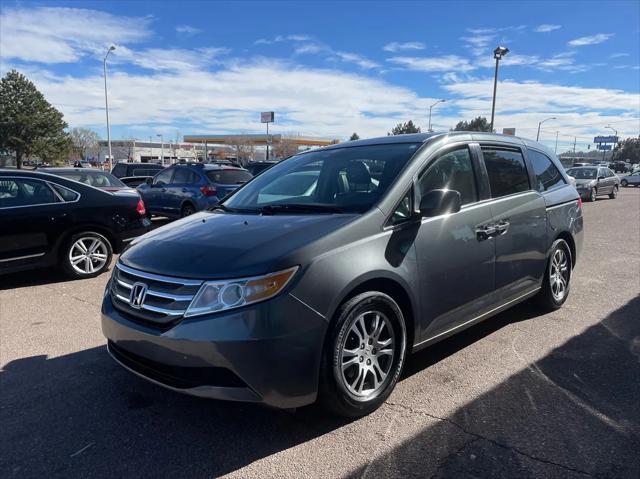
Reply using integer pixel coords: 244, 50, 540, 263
621, 172, 640, 187
566, 166, 619, 202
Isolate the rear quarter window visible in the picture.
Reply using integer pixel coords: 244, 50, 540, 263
528, 150, 566, 192
206, 170, 253, 184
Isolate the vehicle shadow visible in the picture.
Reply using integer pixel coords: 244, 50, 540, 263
350, 296, 640, 478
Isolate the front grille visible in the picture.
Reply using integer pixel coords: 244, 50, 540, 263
110, 262, 203, 327
108, 341, 247, 388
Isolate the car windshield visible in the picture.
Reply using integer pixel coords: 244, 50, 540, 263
223, 143, 421, 213
55, 170, 126, 187
566, 168, 597, 179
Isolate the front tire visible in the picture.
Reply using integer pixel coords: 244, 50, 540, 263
589, 187, 597, 202
536, 239, 572, 311
62, 232, 113, 279
319, 292, 407, 417
621, 179, 628, 187
609, 186, 618, 199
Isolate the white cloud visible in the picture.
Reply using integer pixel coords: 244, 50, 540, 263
176, 25, 202, 36
534, 24, 561, 33
111, 47, 230, 71
334, 52, 380, 69
389, 55, 477, 73
568, 33, 613, 46
609, 52, 630, 58
0, 7, 151, 64
383, 42, 425, 52
461, 34, 496, 56
254, 34, 311, 45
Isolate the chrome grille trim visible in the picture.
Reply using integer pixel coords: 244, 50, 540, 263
111, 262, 204, 326
116, 262, 202, 286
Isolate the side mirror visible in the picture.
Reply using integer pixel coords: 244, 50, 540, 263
145, 177, 153, 186
597, 176, 605, 181
419, 189, 461, 217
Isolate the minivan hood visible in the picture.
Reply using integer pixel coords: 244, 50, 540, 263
120, 211, 357, 279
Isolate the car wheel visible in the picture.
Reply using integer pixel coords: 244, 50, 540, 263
62, 232, 113, 279
319, 291, 407, 417
609, 186, 618, 199
621, 179, 628, 187
536, 238, 572, 311
181, 203, 196, 217
589, 187, 597, 202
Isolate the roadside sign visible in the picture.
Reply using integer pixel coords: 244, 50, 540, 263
502, 128, 516, 136
597, 144, 612, 151
261, 111, 275, 123
594, 135, 618, 144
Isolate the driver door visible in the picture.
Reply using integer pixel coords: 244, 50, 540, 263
143, 168, 174, 215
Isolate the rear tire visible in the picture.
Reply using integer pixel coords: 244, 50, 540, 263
609, 186, 618, 199
536, 239, 572, 311
621, 179, 628, 187
181, 203, 196, 218
589, 187, 597, 202
61, 232, 113, 279
319, 292, 407, 418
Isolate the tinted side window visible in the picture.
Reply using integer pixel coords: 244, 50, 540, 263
206, 170, 253, 184
418, 147, 478, 205
111, 164, 126, 177
51, 183, 79, 201
153, 169, 174, 185
172, 168, 195, 184
0, 178, 56, 207
528, 150, 566, 192
482, 148, 530, 198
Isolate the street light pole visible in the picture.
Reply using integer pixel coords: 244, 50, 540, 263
103, 46, 116, 165
536, 116, 557, 141
489, 46, 509, 132
604, 125, 618, 162
554, 131, 559, 154
428, 99, 446, 132
157, 134, 164, 166
149, 136, 153, 162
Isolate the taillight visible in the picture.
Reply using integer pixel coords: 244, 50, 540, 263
200, 185, 217, 197
136, 198, 146, 216
577, 197, 583, 209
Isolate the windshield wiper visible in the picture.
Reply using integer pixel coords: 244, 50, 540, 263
207, 203, 233, 212
260, 203, 343, 215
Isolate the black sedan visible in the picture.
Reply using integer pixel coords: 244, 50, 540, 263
0, 169, 150, 278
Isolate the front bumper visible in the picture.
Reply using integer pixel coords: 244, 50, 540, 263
101, 291, 328, 408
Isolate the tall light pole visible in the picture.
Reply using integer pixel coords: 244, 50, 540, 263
489, 46, 509, 132
554, 131, 559, 154
428, 99, 446, 132
103, 45, 116, 165
536, 116, 557, 141
157, 134, 164, 166
149, 136, 153, 162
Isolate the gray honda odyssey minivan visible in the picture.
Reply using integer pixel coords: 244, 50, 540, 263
102, 132, 583, 417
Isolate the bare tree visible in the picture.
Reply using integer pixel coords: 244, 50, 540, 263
272, 138, 299, 159
227, 136, 255, 165
69, 127, 100, 160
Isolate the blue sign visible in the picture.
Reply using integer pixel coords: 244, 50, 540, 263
597, 144, 612, 151
594, 135, 618, 143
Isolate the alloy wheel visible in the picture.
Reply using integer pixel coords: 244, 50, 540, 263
550, 248, 569, 302
590, 187, 597, 201
339, 311, 396, 398
68, 236, 109, 275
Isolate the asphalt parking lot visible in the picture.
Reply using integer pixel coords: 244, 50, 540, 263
1, 188, 639, 479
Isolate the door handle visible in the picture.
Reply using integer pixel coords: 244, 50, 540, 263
161, 188, 167, 192
495, 220, 510, 235
181, 188, 188, 193
476, 225, 496, 241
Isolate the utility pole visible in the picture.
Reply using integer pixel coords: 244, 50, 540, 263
555, 131, 559, 154
573, 137, 577, 154
149, 136, 153, 162
157, 134, 164, 166
103, 46, 116, 165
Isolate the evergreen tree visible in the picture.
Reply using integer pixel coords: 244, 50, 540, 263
452, 116, 493, 132
0, 70, 70, 168
349, 132, 360, 141
388, 120, 421, 135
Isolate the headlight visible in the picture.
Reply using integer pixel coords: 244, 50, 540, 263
184, 266, 299, 318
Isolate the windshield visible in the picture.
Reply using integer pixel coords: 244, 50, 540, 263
223, 143, 421, 213
55, 170, 126, 187
566, 168, 597, 179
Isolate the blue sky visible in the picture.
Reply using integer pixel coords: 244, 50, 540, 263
1, 0, 639, 152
